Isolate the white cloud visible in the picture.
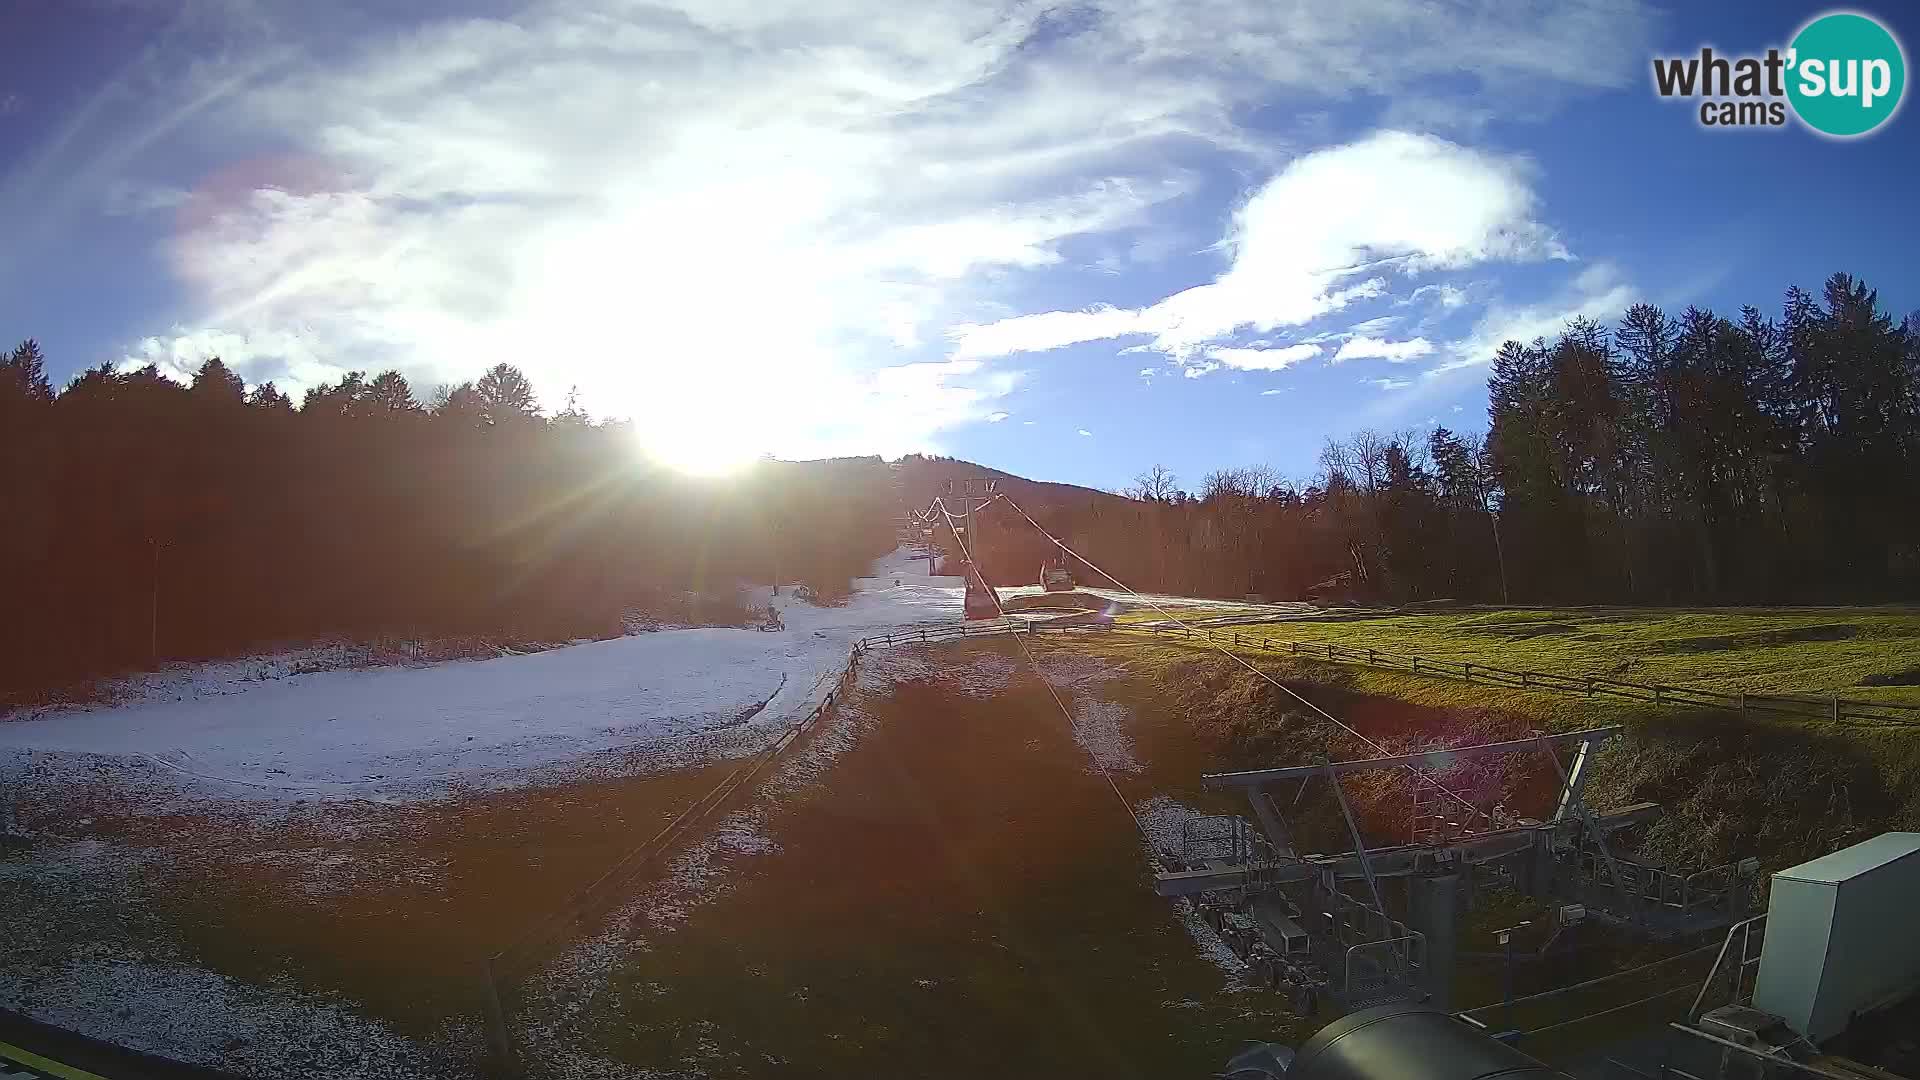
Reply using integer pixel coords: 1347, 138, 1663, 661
1332, 336, 1435, 363
4, 0, 1654, 459
1409, 283, 1472, 309
1368, 377, 1413, 391
1077, 428, 1093, 437
952, 129, 1569, 367
96, 0, 1247, 460
1347, 315, 1401, 335
986, 410, 1010, 422
1201, 342, 1322, 371
952, 304, 1147, 361
1260, 388, 1287, 396
1183, 361, 1220, 378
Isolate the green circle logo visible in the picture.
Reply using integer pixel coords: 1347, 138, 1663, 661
1787, 12, 1906, 137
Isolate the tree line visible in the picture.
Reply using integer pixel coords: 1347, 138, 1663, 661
4, 269, 1912, 701
962, 273, 1920, 606
0, 354, 893, 705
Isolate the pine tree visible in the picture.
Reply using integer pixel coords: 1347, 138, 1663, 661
1, 339, 54, 405
190, 357, 246, 405
366, 370, 420, 414
474, 363, 540, 425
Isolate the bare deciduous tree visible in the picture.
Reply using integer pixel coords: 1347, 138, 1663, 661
1128, 463, 1179, 501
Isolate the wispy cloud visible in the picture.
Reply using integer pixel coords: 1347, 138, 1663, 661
1201, 342, 1322, 372
1346, 315, 1401, 335
1409, 283, 1473, 309
1077, 428, 1093, 437
1260, 388, 1287, 396
986, 411, 1010, 422
1332, 336, 1435, 363
8, 0, 1656, 460
1426, 262, 1636, 376
1368, 377, 1413, 391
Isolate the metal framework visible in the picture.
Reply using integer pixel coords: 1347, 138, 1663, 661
1158, 725, 1763, 1010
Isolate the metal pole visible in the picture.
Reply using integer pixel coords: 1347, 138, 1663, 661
149, 540, 162, 665
1495, 921, 1531, 1022
1504, 931, 1515, 1014
1326, 764, 1400, 981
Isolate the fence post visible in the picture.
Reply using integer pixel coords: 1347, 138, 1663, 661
1366, 648, 1375, 665
1654, 686, 1664, 706
1291, 641, 1299, 655
1463, 662, 1473, 681
1586, 677, 1594, 698
480, 958, 519, 1079
1520, 671, 1530, 688
1738, 692, 1746, 717
1832, 695, 1840, 722
1411, 656, 1419, 674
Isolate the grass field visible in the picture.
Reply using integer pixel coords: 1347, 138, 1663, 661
1117, 606, 1920, 703
1045, 607, 1920, 875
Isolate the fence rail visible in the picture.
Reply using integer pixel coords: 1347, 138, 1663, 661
1071, 622, 1920, 726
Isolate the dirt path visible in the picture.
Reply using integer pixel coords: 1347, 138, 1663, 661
519, 641, 1303, 1079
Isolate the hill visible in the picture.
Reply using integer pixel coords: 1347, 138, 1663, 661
891, 453, 1126, 516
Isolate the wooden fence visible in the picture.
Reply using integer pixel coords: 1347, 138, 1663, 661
1087, 622, 1920, 726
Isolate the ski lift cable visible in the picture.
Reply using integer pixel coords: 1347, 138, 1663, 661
992, 494, 1485, 821
931, 497, 1152, 847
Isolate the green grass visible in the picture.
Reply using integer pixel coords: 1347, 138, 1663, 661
1038, 624, 1920, 876
1116, 606, 1920, 704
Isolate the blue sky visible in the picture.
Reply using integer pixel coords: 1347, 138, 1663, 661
1, 0, 1914, 489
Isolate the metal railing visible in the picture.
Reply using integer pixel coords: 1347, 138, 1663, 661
1688, 914, 1768, 1020
1344, 932, 1425, 999
1662, 1022, 1842, 1080
1572, 852, 1754, 916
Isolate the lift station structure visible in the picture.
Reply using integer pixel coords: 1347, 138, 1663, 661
1155, 726, 1764, 1012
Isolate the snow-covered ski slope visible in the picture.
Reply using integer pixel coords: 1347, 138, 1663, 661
0, 547, 964, 804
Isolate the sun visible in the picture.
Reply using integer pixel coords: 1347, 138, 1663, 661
636, 426, 762, 477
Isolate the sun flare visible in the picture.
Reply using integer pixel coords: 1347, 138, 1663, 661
637, 426, 762, 477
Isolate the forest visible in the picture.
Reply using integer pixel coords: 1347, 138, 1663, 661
0, 356, 893, 704
956, 273, 1920, 607
5, 271, 1916, 702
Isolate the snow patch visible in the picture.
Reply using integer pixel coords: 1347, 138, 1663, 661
0, 547, 966, 809
1069, 699, 1142, 776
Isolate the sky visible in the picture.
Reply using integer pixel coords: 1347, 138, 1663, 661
1, 0, 1915, 491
